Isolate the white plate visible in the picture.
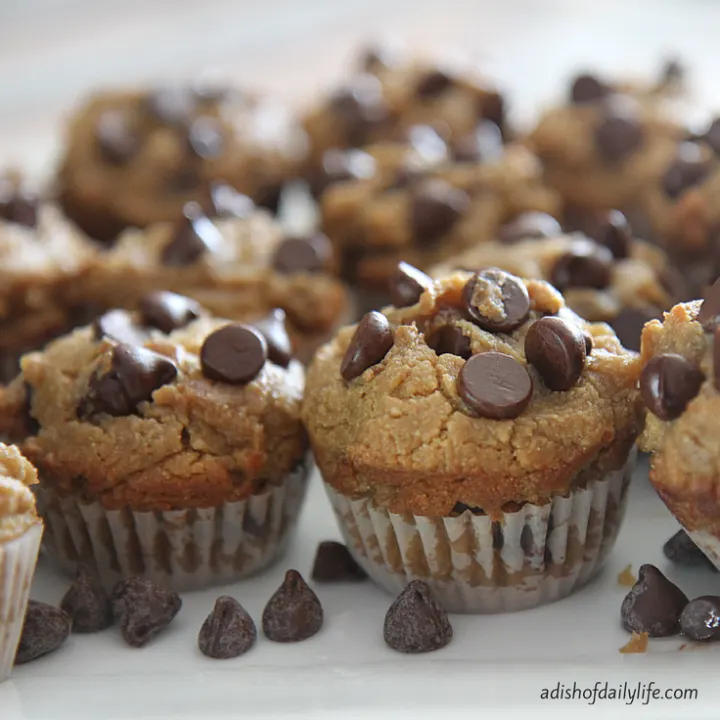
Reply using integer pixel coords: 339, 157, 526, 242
1, 461, 719, 720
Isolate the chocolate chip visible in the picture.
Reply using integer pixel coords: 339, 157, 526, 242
198, 596, 257, 659
252, 309, 292, 368
330, 75, 388, 146
80, 344, 178, 418
317, 148, 376, 192
139, 291, 202, 333
162, 204, 222, 266
550, 240, 613, 290
389, 261, 432, 307
595, 112, 644, 163
451, 502, 482, 515
480, 92, 506, 129
662, 142, 712, 199
96, 110, 138, 165
208, 183, 255, 218
415, 69, 453, 99
93, 309, 149, 346
498, 212, 561, 244
427, 325, 472, 359
112, 577, 182, 648
262, 569, 323, 643
0, 180, 38, 228
458, 352, 533, 419
383, 580, 452, 654
585, 209, 632, 259
311, 541, 367, 582
452, 120, 504, 163
462, 268, 530, 332
145, 87, 196, 124
411, 180, 469, 247
272, 234, 332, 274
569, 74, 608, 103
701, 117, 720, 157
60, 568, 113, 633
584, 333, 593, 355
679, 596, 720, 641
697, 277, 720, 329
664, 530, 718, 571
200, 323, 267, 384
358, 45, 399, 73
23, 383, 40, 436
621, 564, 688, 637
187, 116, 224, 159
15, 601, 72, 664
660, 58, 684, 86
525, 316, 587, 391
340, 311, 393, 381
640, 353, 704, 420
492, 522, 504, 550
610, 307, 659, 352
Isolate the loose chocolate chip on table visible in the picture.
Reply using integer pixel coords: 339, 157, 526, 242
525, 316, 587, 391
662, 142, 712, 199
389, 261, 432, 307
93, 309, 149, 346
162, 203, 222, 266
200, 323, 268, 384
550, 240, 613, 290
187, 116, 224, 159
410, 179, 470, 248
569, 73, 609, 103
15, 601, 72, 664
458, 352, 533, 419
139, 291, 202, 333
273, 234, 332, 274
585, 209, 632, 259
60, 568, 113, 634
595, 112, 645, 163
96, 110, 139, 165
0, 181, 38, 228
383, 580, 452, 654
427, 324, 472, 359
679, 596, 720, 641
640, 353, 704, 421
620, 564, 689, 637
663, 529, 718, 571
252, 309, 293, 368
498, 211, 561, 244
198, 596, 257, 659
80, 344, 178, 418
452, 120, 504, 164
145, 86, 197, 124
462, 268, 530, 332
112, 577, 182, 648
208, 183, 256, 218
262, 569, 323, 643
415, 69, 454, 99
697, 277, 720, 329
340, 311, 394, 381
311, 541, 368, 582
610, 307, 660, 352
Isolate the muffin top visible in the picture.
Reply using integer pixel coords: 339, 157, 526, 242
3, 293, 306, 511
0, 443, 40, 543
303, 268, 641, 516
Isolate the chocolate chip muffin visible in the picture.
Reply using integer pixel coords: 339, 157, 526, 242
56, 84, 308, 242
0, 296, 310, 590
638, 280, 720, 571
303, 267, 641, 612
79, 193, 348, 362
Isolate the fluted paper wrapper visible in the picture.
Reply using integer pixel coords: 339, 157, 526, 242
687, 529, 720, 572
0, 524, 42, 682
36, 459, 310, 593
325, 452, 635, 613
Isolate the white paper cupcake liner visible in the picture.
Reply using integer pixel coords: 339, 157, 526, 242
687, 529, 720, 571
0, 523, 42, 683
325, 449, 635, 613
35, 457, 310, 593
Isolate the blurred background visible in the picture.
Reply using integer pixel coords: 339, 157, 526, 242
2, 0, 720, 177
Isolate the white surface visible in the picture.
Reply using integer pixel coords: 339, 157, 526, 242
1, 462, 719, 719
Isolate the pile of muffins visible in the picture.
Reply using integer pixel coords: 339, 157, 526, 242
2, 45, 720, 676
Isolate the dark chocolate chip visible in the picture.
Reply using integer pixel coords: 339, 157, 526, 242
451, 501, 482, 515
585, 209, 632, 259
701, 117, 720, 157
60, 568, 113, 633
660, 58, 684, 86
550, 240, 613, 290
0, 180, 38, 228
415, 69, 454, 99
411, 179, 469, 248
93, 309, 149, 346
145, 87, 196, 124
697, 277, 720, 329
595, 112, 645, 163
317, 148, 376, 192
383, 580, 452, 654
524, 316, 587, 391
340, 311, 393, 381
252, 309, 292, 368
640, 353, 704, 420
679, 596, 720, 641
80, 344, 178, 418
663, 529, 718, 571
407, 124, 448, 164
569, 74, 608, 103
162, 204, 222, 267
15, 601, 72, 664
480, 91, 506, 129
262, 569, 323, 643
462, 268, 530, 333
662, 142, 712, 199
200, 323, 267, 384
498, 212, 561, 244
584, 333, 593, 355
272, 234, 332, 274
389, 261, 432, 307
452, 120, 504, 164
520, 525, 534, 555
620, 564, 689, 637
610, 307, 660, 352
311, 541, 367, 582
139, 291, 202, 333
187, 116, 224, 159
492, 522, 504, 550
198, 596, 257, 659
426, 324, 472, 359
208, 183, 255, 218
330, 75, 388, 146
112, 577, 182, 648
458, 352, 533, 419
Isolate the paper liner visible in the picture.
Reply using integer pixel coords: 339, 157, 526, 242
0, 523, 42, 683
687, 529, 720, 571
325, 450, 635, 614
36, 458, 310, 593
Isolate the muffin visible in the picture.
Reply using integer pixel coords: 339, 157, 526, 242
0, 444, 42, 682
638, 280, 720, 570
303, 267, 641, 612
0, 295, 309, 591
